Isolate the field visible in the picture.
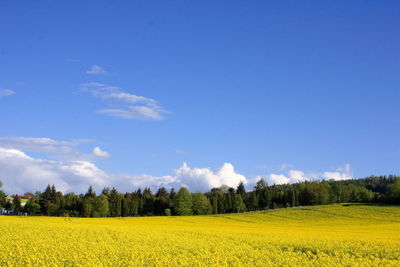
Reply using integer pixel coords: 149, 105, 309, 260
0, 204, 399, 266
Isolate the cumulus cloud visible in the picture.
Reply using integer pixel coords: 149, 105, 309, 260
0, 139, 354, 194
0, 146, 247, 194
92, 146, 110, 158
175, 163, 247, 192
0, 148, 109, 193
0, 89, 15, 97
86, 65, 106, 75
79, 82, 167, 120
322, 164, 352, 181
255, 164, 353, 186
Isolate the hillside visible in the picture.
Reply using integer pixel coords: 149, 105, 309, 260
0, 204, 399, 266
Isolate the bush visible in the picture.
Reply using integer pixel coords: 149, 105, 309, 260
164, 208, 172, 216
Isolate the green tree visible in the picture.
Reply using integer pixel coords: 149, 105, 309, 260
169, 188, 177, 214
24, 200, 41, 214
289, 189, 295, 207
142, 188, 154, 215
389, 178, 400, 203
0, 191, 6, 209
85, 186, 96, 198
63, 193, 80, 216
164, 208, 172, 216
154, 187, 170, 215
175, 187, 192, 215
82, 198, 94, 217
0, 180, 5, 208
248, 190, 258, 211
40, 184, 63, 215
45, 202, 59, 215
233, 194, 246, 212
109, 188, 122, 217
236, 181, 246, 196
208, 187, 224, 214
95, 194, 109, 217
12, 195, 22, 212
192, 192, 211, 215
255, 179, 270, 209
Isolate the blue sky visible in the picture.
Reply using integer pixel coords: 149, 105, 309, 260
0, 1, 399, 193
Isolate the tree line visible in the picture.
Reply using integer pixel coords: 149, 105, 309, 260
1, 175, 399, 217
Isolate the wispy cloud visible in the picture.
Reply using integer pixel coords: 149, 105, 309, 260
174, 148, 185, 154
256, 164, 268, 170
79, 82, 168, 120
278, 163, 293, 171
0, 136, 107, 162
86, 65, 106, 75
66, 58, 80, 63
92, 146, 110, 158
0, 137, 87, 154
0, 89, 16, 97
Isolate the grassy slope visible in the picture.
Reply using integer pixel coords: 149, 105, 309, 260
0, 204, 399, 266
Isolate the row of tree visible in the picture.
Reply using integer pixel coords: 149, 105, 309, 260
1, 175, 399, 217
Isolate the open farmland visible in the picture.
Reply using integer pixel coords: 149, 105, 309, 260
0, 204, 399, 266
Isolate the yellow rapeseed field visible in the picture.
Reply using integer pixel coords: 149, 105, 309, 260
0, 204, 399, 266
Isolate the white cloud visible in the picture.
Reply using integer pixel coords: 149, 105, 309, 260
79, 82, 167, 120
105, 92, 157, 105
0, 136, 105, 162
0, 141, 354, 194
322, 164, 352, 181
175, 163, 247, 192
92, 146, 110, 158
255, 164, 353, 185
288, 170, 309, 182
0, 146, 247, 194
278, 163, 292, 171
0, 148, 109, 194
0, 137, 88, 155
98, 106, 165, 120
115, 162, 247, 193
0, 89, 15, 97
86, 65, 106, 75
261, 174, 290, 185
